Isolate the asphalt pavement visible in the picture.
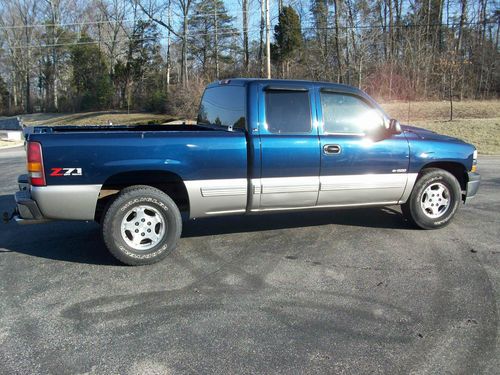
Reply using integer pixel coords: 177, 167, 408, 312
0, 145, 498, 374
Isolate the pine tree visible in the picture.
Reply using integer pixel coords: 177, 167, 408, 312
272, 6, 303, 78
112, 21, 164, 111
70, 36, 113, 111
128, 21, 164, 109
188, 0, 238, 79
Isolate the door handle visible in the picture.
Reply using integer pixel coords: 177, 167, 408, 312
323, 144, 341, 155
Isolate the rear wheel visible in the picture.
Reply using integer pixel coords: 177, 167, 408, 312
402, 168, 461, 229
102, 185, 182, 265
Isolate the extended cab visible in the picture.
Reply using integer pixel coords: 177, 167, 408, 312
9, 79, 481, 265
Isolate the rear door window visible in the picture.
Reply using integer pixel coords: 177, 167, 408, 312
197, 86, 246, 129
265, 90, 311, 134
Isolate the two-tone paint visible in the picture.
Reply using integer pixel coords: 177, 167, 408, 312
22, 79, 478, 222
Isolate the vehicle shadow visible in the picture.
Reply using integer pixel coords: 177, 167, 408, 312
182, 206, 413, 238
0, 193, 413, 265
0, 194, 119, 266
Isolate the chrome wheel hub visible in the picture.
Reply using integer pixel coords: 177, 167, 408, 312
120, 205, 166, 251
420, 182, 450, 219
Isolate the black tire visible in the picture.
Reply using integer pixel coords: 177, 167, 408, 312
102, 185, 182, 265
400, 202, 416, 226
401, 168, 462, 230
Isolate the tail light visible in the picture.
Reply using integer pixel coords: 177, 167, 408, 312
27, 142, 46, 186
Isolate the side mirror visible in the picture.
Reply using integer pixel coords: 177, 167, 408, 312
389, 119, 402, 134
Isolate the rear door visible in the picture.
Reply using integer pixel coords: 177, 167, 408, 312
252, 85, 321, 210
316, 88, 411, 206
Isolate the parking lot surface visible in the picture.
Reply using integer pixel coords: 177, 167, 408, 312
0, 146, 499, 374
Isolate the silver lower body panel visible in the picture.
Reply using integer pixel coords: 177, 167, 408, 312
13, 173, 420, 223
188, 174, 418, 218
31, 185, 102, 220
185, 179, 248, 218
319, 173, 418, 205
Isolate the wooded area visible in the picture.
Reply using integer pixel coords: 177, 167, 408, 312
0, 0, 498, 118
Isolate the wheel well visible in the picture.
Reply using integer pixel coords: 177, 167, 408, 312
420, 162, 468, 191
95, 170, 189, 222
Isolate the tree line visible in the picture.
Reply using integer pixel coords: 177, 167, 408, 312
0, 0, 498, 118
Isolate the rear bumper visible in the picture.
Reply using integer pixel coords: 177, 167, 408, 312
14, 187, 50, 225
465, 172, 481, 200
12, 175, 102, 223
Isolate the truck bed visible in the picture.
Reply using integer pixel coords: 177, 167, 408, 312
27, 125, 248, 186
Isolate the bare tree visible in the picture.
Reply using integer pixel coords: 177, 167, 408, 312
0, 0, 38, 113
135, 0, 192, 86
39, 0, 79, 111
96, 0, 129, 74
0, 0, 498, 116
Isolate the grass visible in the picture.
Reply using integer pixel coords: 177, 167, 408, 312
380, 100, 500, 155
20, 111, 176, 126
413, 118, 500, 155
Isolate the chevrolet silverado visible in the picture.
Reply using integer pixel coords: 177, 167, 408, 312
8, 79, 481, 265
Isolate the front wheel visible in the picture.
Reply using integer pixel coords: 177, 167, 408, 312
102, 185, 182, 265
402, 168, 462, 230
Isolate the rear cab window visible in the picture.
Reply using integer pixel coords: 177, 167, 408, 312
197, 85, 247, 130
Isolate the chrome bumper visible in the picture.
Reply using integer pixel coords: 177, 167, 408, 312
465, 172, 481, 200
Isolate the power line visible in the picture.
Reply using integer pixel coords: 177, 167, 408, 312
1, 18, 497, 50
0, 10, 496, 31
0, 5, 258, 30
5, 29, 252, 50
0, 18, 135, 30
301, 20, 499, 30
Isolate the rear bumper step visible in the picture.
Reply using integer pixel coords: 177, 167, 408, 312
14, 189, 50, 225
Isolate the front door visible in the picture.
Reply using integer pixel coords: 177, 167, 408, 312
316, 88, 412, 206
253, 85, 321, 210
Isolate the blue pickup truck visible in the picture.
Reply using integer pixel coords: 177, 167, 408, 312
10, 79, 480, 265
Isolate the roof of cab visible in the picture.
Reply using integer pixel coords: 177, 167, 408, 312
206, 78, 361, 94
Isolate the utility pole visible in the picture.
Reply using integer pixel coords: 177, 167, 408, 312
259, 0, 265, 76
166, 0, 171, 93
265, 0, 271, 78
242, 0, 249, 72
214, 0, 219, 79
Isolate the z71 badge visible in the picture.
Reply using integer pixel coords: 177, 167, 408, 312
50, 168, 83, 177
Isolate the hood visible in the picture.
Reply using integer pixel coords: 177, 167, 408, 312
401, 124, 466, 144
